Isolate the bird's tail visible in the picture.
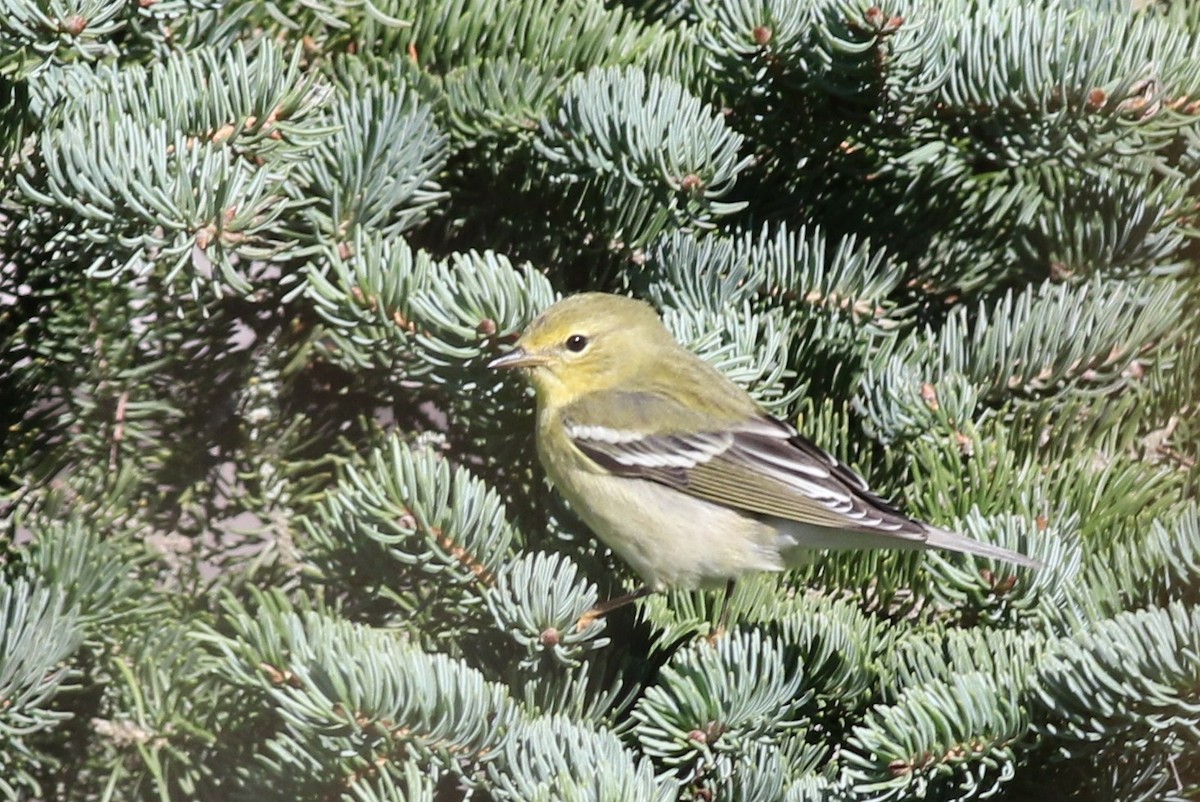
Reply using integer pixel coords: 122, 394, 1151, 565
774, 520, 1042, 569
922, 524, 1042, 569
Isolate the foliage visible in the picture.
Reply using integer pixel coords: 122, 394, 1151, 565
1, 0, 1198, 799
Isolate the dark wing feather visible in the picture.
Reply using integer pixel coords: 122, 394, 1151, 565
561, 391, 926, 539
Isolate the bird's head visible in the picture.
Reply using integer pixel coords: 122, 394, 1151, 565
488, 293, 674, 406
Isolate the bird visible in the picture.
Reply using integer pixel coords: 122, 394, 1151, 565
488, 292, 1040, 630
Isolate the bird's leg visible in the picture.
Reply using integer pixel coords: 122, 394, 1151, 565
707, 579, 736, 643
575, 586, 655, 632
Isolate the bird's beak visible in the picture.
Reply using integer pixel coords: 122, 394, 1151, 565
487, 347, 546, 370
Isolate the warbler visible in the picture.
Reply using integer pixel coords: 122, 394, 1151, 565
489, 293, 1040, 625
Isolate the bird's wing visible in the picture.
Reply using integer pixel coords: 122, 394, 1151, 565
560, 390, 927, 540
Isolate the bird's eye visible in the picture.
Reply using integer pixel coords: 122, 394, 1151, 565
565, 334, 589, 353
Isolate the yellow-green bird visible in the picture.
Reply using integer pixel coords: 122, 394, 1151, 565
489, 293, 1040, 626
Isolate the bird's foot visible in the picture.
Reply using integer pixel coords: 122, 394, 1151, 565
704, 624, 727, 645
575, 586, 656, 632
574, 608, 602, 633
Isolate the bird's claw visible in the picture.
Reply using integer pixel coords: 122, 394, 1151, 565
575, 609, 601, 633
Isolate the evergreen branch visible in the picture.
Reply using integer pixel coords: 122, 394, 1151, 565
408, 248, 557, 377
1006, 165, 1190, 281
1086, 504, 1200, 614
311, 436, 517, 593
858, 277, 1184, 443
646, 224, 904, 325
343, 0, 684, 76
703, 743, 791, 802
536, 65, 750, 246
902, 417, 1190, 579
925, 2, 1200, 167
92, 621, 232, 797
440, 58, 566, 146
16, 43, 331, 294
202, 595, 521, 786
0, 580, 80, 798
540, 65, 746, 196
856, 352, 982, 444
298, 84, 449, 240
22, 518, 150, 632
921, 510, 1083, 630
512, 657, 628, 724
0, 581, 79, 732
343, 762, 436, 802
694, 0, 825, 95
306, 231, 437, 373
43, 126, 298, 292
942, 278, 1182, 399
883, 627, 1048, 699
630, 629, 809, 768
646, 579, 894, 712
0, 0, 125, 75
638, 573, 784, 647
1033, 602, 1200, 746
843, 672, 1029, 801
786, 771, 845, 802
688, 738, 831, 801
663, 302, 805, 412
307, 232, 555, 381
488, 715, 677, 802
694, 0, 938, 156
33, 42, 330, 159
484, 551, 609, 669
769, 593, 891, 707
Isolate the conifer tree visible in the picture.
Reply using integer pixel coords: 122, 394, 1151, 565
2, 0, 1198, 800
